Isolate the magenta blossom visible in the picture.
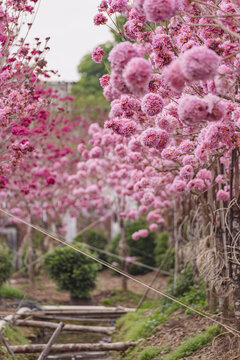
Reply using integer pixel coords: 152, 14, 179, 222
92, 46, 105, 63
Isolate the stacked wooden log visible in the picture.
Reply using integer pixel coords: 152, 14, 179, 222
0, 305, 138, 358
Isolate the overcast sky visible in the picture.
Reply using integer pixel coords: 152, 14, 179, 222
28, 0, 112, 82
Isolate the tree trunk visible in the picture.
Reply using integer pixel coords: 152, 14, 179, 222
119, 218, 128, 292
231, 197, 240, 329
27, 226, 35, 287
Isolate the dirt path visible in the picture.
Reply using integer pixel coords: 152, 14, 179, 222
6, 269, 167, 306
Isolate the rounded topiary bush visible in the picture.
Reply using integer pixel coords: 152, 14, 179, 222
0, 247, 13, 288
44, 243, 101, 299
75, 229, 108, 261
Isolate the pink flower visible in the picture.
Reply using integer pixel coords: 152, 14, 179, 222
141, 192, 155, 206
149, 223, 158, 231
138, 229, 149, 238
93, 13, 108, 25
105, 118, 137, 137
187, 178, 206, 191
109, 0, 128, 13
100, 74, 111, 88
108, 42, 139, 71
156, 115, 178, 133
172, 178, 186, 192
181, 46, 220, 82
123, 57, 152, 95
92, 46, 105, 63
141, 128, 168, 151
103, 84, 120, 101
125, 256, 137, 263
204, 94, 226, 122
143, 0, 177, 22
162, 59, 186, 93
46, 176, 55, 185
217, 190, 229, 202
89, 146, 102, 158
141, 93, 163, 116
179, 165, 194, 181
132, 231, 140, 240
178, 95, 208, 126
196, 169, 211, 182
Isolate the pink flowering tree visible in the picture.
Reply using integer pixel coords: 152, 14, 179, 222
0, 0, 54, 188
92, 0, 240, 326
0, 84, 82, 283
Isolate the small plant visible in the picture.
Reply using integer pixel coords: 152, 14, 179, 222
0, 284, 25, 299
167, 263, 195, 298
44, 243, 101, 299
102, 298, 112, 305
0, 247, 13, 288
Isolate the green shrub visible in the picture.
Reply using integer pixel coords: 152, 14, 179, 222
0, 284, 25, 299
75, 229, 108, 261
108, 217, 156, 275
167, 263, 194, 298
0, 247, 13, 287
44, 243, 101, 299
154, 232, 175, 271
162, 325, 220, 360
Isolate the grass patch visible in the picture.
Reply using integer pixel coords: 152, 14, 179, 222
115, 307, 168, 342
162, 325, 220, 360
102, 298, 112, 305
1, 326, 33, 360
0, 284, 25, 299
136, 346, 161, 360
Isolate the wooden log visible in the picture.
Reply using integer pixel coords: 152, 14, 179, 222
47, 351, 109, 359
38, 322, 64, 360
27, 315, 113, 322
41, 306, 135, 312
9, 341, 140, 354
21, 312, 128, 321
15, 320, 114, 335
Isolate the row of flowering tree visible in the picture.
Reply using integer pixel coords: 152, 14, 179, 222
2, 0, 240, 331
86, 0, 240, 329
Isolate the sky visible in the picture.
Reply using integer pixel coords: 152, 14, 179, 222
27, 0, 113, 82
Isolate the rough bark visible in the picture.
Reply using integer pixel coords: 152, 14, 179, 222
9, 341, 140, 354
15, 320, 114, 335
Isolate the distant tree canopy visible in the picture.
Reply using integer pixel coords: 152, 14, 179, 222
72, 15, 127, 122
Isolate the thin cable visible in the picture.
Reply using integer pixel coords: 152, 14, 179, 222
0, 208, 240, 337
80, 242, 169, 275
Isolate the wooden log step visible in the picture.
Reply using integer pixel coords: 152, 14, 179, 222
9, 341, 140, 354
15, 319, 114, 335
41, 305, 135, 312
47, 351, 109, 359
30, 315, 113, 322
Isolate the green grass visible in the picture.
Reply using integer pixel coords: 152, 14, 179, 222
162, 325, 220, 360
1, 326, 33, 360
102, 298, 112, 305
115, 307, 169, 342
0, 284, 25, 299
4, 326, 28, 345
136, 346, 161, 360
